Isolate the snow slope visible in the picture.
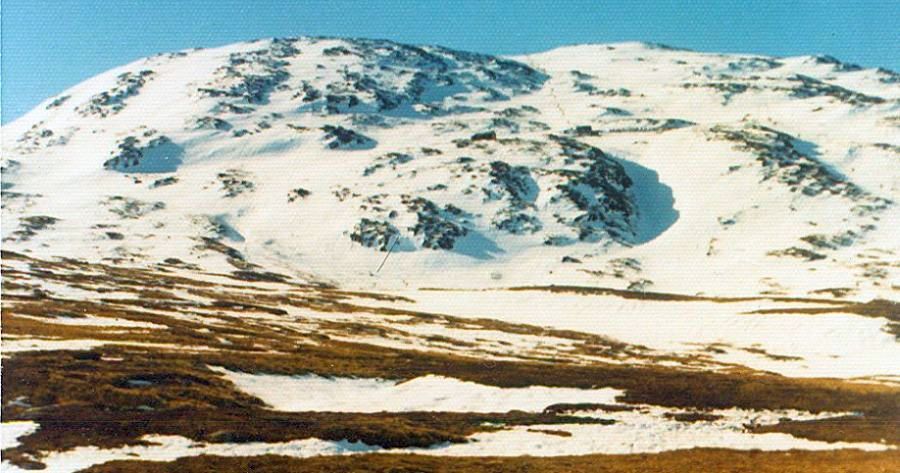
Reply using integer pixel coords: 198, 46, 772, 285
2, 38, 898, 298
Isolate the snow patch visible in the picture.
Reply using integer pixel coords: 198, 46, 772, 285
1, 422, 39, 450
0, 435, 376, 473
211, 369, 622, 413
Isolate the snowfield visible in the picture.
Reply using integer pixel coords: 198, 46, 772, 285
389, 289, 900, 378
2, 38, 897, 298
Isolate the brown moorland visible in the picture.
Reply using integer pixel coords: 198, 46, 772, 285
3, 251, 899, 470
82, 449, 900, 473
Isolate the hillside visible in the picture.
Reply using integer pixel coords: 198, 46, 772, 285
3, 38, 898, 296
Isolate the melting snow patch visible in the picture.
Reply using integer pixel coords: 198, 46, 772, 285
2, 406, 890, 473
415, 424, 890, 456
211, 368, 623, 413
1, 421, 39, 450
0, 435, 377, 473
0, 338, 201, 354
1, 338, 109, 354
14, 314, 165, 329
412, 406, 890, 456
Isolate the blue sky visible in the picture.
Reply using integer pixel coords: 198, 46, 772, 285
2, 0, 898, 123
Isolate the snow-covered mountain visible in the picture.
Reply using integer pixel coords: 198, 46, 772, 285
2, 37, 898, 297
3, 37, 900, 473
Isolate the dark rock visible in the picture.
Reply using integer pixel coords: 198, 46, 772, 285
811, 55, 862, 72
725, 57, 783, 73
484, 160, 538, 205
231, 271, 290, 283
364, 152, 414, 176
403, 196, 470, 250
104, 134, 183, 173
876, 68, 900, 85
350, 218, 401, 251
589, 118, 694, 134
199, 41, 295, 105
768, 247, 827, 261
196, 116, 232, 131
150, 176, 179, 188
102, 196, 165, 219
78, 70, 154, 117
287, 188, 311, 202
217, 170, 255, 198
493, 211, 542, 234
298, 38, 547, 117
4, 215, 59, 242
323, 46, 355, 57
548, 136, 636, 242
196, 237, 245, 261
471, 131, 497, 141
711, 124, 885, 203
215, 102, 255, 114
46, 95, 71, 109
321, 125, 376, 150
544, 235, 575, 246
787, 75, 884, 106
801, 231, 857, 250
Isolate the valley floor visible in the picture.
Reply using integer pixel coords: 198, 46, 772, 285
1, 251, 898, 472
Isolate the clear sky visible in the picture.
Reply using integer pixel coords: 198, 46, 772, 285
2, 0, 898, 123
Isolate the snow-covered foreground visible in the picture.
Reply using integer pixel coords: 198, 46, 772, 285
419, 422, 890, 457
2, 249, 897, 472
389, 289, 900, 379
1, 410, 891, 473
0, 433, 376, 473
210, 369, 892, 456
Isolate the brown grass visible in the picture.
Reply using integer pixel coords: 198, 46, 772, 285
81, 449, 900, 473
504, 285, 850, 304
3, 337, 898, 468
752, 415, 900, 444
664, 412, 724, 423
543, 403, 638, 414
1, 348, 613, 467
745, 299, 899, 338
746, 299, 899, 322
1, 252, 691, 367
